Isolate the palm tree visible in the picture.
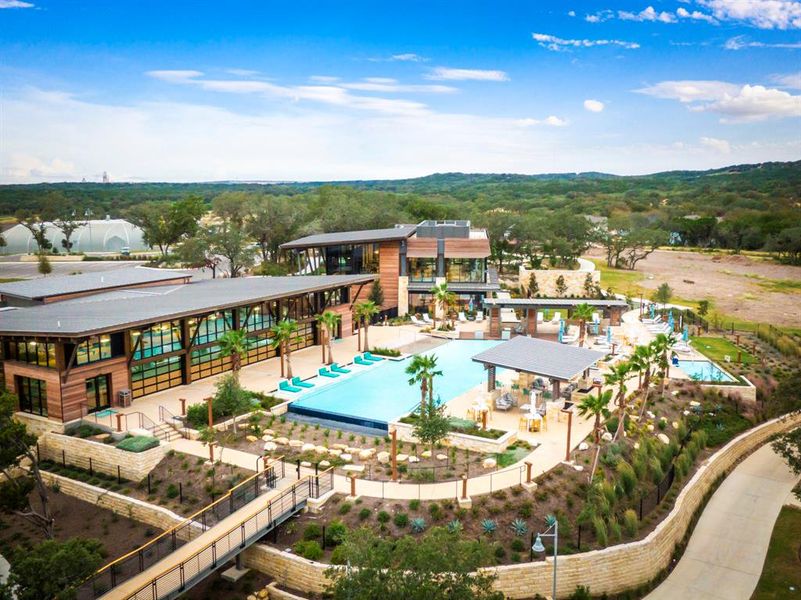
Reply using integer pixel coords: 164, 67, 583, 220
270, 318, 300, 379
429, 282, 455, 330
405, 354, 443, 405
315, 310, 341, 365
576, 389, 613, 482
604, 361, 633, 442
354, 300, 380, 352
652, 333, 676, 396
631, 343, 656, 418
571, 302, 595, 347
217, 329, 250, 383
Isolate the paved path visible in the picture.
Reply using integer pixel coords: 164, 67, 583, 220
646, 444, 801, 600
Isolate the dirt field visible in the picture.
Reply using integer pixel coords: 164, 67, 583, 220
585, 248, 801, 327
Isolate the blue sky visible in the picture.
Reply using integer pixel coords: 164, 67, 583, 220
1, 0, 800, 182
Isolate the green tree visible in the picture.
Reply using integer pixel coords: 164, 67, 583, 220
0, 392, 54, 538
527, 272, 539, 298
213, 374, 251, 433
211, 191, 252, 227
583, 273, 597, 298
325, 526, 502, 600
405, 355, 442, 405
430, 282, 455, 330
217, 329, 250, 382
14, 210, 53, 253
772, 428, 801, 500
0, 538, 104, 600
413, 394, 450, 465
555, 275, 567, 297
697, 299, 711, 317
368, 280, 384, 307
203, 224, 255, 278
316, 310, 342, 365
480, 211, 514, 275
604, 362, 633, 441
270, 318, 300, 379
652, 283, 673, 308
247, 195, 305, 262
571, 302, 594, 347
576, 389, 612, 482
174, 235, 221, 277
127, 196, 205, 258
651, 333, 675, 396
599, 217, 668, 270
53, 210, 87, 254
630, 343, 657, 418
37, 253, 52, 276
354, 300, 380, 352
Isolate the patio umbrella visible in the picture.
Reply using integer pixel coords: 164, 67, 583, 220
650, 303, 655, 319
558, 319, 564, 343
683, 324, 689, 342
606, 326, 612, 344
468, 297, 474, 313
668, 311, 675, 331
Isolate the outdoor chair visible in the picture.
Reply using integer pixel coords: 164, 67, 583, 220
291, 376, 314, 389
458, 311, 468, 322
331, 362, 351, 374
475, 310, 484, 322
550, 311, 561, 324
354, 355, 373, 366
422, 313, 433, 324
364, 352, 384, 362
279, 380, 302, 393
495, 393, 514, 411
318, 367, 339, 378
410, 315, 426, 327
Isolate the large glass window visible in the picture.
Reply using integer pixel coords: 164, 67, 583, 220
288, 321, 315, 351
76, 335, 113, 365
17, 376, 47, 416
445, 258, 485, 283
324, 244, 380, 275
190, 345, 231, 380
241, 334, 277, 366
85, 374, 110, 413
131, 356, 183, 398
408, 258, 436, 282
11, 341, 57, 368
189, 311, 233, 346
132, 321, 182, 360
239, 305, 272, 333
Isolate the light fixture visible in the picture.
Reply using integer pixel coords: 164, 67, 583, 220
532, 534, 545, 554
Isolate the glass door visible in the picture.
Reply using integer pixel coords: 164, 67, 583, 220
86, 374, 110, 413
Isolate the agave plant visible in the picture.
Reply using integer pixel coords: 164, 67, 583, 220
481, 519, 497, 535
510, 518, 528, 537
446, 519, 463, 534
411, 517, 427, 533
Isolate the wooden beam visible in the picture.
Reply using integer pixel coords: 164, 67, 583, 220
60, 339, 83, 385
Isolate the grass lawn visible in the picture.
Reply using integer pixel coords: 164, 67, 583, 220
690, 335, 755, 366
0, 278, 22, 283
752, 506, 801, 600
589, 259, 647, 298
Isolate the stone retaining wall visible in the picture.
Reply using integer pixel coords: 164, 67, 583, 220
519, 266, 599, 298
15, 411, 65, 438
39, 431, 166, 481
390, 419, 517, 453
702, 376, 757, 403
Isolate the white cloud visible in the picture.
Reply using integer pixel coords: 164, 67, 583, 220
584, 99, 605, 112
226, 68, 260, 77
773, 71, 801, 88
532, 32, 640, 51
0, 0, 34, 7
145, 70, 430, 116
700, 136, 732, 153
390, 53, 427, 62
309, 75, 340, 84
425, 67, 509, 81
340, 79, 457, 93
619, 6, 677, 23
637, 80, 801, 122
517, 116, 568, 127
568, 10, 576, 17
676, 7, 719, 23
698, 0, 801, 29
724, 35, 801, 49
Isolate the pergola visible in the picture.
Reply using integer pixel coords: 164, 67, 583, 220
482, 297, 629, 338
471, 336, 606, 401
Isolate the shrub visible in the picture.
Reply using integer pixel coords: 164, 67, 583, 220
447, 519, 463, 534
481, 519, 497, 535
302, 523, 321, 541
616, 460, 637, 497
569, 586, 592, 600
510, 518, 528, 537
428, 503, 443, 521
608, 517, 622, 542
325, 520, 348, 546
411, 517, 427, 533
330, 544, 348, 565
409, 499, 420, 511
166, 483, 179, 499
117, 436, 160, 453
358, 508, 371, 521
511, 538, 525, 552
393, 513, 409, 528
623, 509, 638, 537
592, 516, 608, 547
494, 545, 506, 560
649, 456, 665, 484
293, 540, 322, 560
338, 502, 352, 515
369, 346, 401, 358
377, 510, 390, 524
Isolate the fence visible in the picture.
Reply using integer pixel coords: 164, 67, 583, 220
84, 411, 159, 435
124, 471, 333, 600
76, 460, 286, 600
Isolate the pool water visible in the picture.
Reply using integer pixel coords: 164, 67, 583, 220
289, 340, 502, 430
676, 360, 736, 383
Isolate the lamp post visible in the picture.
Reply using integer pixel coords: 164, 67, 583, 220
532, 515, 559, 600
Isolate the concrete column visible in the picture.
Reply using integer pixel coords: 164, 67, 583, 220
552, 379, 561, 401
397, 276, 409, 316
489, 307, 501, 338
487, 365, 496, 392
527, 309, 538, 336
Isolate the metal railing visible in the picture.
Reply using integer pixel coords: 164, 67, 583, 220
157, 405, 189, 439
123, 469, 333, 600
77, 459, 285, 600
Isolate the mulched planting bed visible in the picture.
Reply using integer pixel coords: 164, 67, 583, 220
0, 487, 163, 564
261, 379, 758, 566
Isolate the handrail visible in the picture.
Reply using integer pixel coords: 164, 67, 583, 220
124, 467, 334, 599
80, 457, 286, 598
158, 405, 189, 438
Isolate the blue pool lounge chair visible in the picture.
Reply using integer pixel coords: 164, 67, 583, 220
292, 376, 314, 389
331, 362, 351, 374
364, 352, 384, 362
279, 380, 302, 393
318, 367, 339, 378
354, 355, 373, 366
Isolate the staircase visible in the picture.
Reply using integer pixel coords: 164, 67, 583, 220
152, 422, 183, 442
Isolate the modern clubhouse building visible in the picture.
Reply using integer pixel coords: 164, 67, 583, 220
281, 220, 500, 317
0, 267, 375, 425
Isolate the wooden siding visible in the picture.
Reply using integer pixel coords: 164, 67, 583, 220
443, 238, 490, 258
3, 361, 63, 421
378, 242, 400, 309
405, 238, 438, 258
60, 356, 129, 422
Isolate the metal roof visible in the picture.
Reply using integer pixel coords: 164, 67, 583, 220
0, 266, 190, 301
483, 298, 629, 308
280, 225, 417, 249
407, 281, 501, 293
0, 274, 374, 338
472, 336, 605, 381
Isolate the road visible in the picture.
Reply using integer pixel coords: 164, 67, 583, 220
646, 444, 800, 600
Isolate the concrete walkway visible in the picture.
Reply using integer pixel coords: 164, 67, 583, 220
646, 444, 801, 600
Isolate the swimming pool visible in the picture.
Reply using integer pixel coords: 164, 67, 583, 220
676, 359, 736, 383
288, 340, 503, 430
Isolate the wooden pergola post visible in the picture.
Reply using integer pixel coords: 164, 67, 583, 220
390, 429, 398, 482
562, 409, 573, 462
487, 365, 496, 392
